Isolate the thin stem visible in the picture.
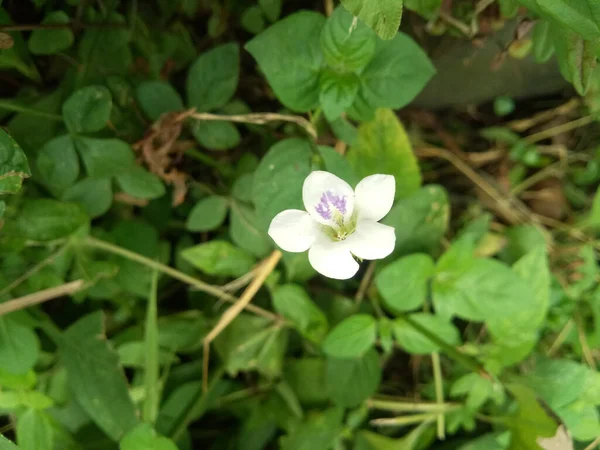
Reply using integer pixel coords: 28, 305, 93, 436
367, 398, 459, 413
584, 435, 600, 450
370, 413, 437, 427
355, 261, 376, 306
82, 236, 279, 321
431, 352, 445, 439
0, 100, 63, 121
525, 115, 595, 144
0, 280, 85, 317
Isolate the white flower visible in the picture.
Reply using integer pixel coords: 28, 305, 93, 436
268, 171, 396, 280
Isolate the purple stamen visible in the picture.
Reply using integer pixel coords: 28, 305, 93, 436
314, 190, 347, 220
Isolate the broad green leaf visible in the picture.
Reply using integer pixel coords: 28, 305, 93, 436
273, 284, 328, 343
553, 28, 599, 95
325, 348, 381, 407
232, 173, 254, 202
0, 318, 39, 374
246, 12, 326, 112
214, 314, 287, 378
319, 70, 360, 120
535, 0, 600, 41
28, 11, 73, 55
62, 177, 112, 218
0, 435, 20, 450
60, 312, 138, 440
17, 409, 53, 450
120, 423, 177, 450
15, 198, 88, 241
186, 43, 239, 112
116, 167, 165, 200
376, 254, 435, 313
282, 252, 317, 283
348, 109, 421, 199
252, 138, 312, 228
320, 6, 377, 71
393, 313, 460, 354
285, 358, 328, 405
322, 314, 377, 358
230, 203, 273, 258
62, 85, 112, 133
280, 407, 344, 450
340, 0, 403, 40
186, 196, 229, 232
259, 0, 282, 22
532, 21, 554, 63
0, 128, 31, 188
191, 120, 241, 150
36, 135, 79, 194
75, 137, 135, 178
117, 341, 176, 368
317, 145, 360, 186
181, 240, 255, 277
352, 34, 435, 114
136, 81, 184, 121
0, 368, 36, 389
500, 225, 547, 264
456, 433, 510, 450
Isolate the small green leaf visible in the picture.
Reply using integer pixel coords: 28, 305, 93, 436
532, 21, 554, 63
319, 70, 360, 120
259, 0, 282, 22
75, 137, 135, 178
322, 314, 377, 358
17, 409, 53, 450
191, 120, 241, 150
241, 6, 266, 34
0, 128, 31, 187
60, 312, 138, 440
186, 43, 239, 112
36, 134, 79, 194
186, 196, 229, 232
376, 253, 435, 313
348, 109, 421, 199
28, 11, 73, 55
230, 203, 273, 258
318, 145, 360, 186
280, 407, 344, 450
392, 313, 460, 354
120, 423, 178, 450
325, 348, 381, 407
62, 85, 112, 133
0, 318, 40, 375
181, 240, 255, 277
62, 177, 112, 219
136, 81, 184, 121
340, 0, 403, 40
232, 173, 254, 202
273, 284, 328, 343
252, 138, 312, 228
553, 28, 599, 95
116, 166, 165, 200
246, 12, 326, 112
285, 358, 328, 405
320, 6, 377, 71
15, 198, 88, 241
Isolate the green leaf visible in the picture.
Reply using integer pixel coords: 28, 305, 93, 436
181, 240, 255, 277
60, 312, 138, 441
62, 177, 112, 218
353, 34, 435, 114
348, 109, 421, 199
322, 314, 377, 358
116, 167, 165, 200
120, 423, 178, 450
376, 253, 435, 313
500, 224, 547, 264
535, 0, 600, 41
191, 120, 241, 150
320, 6, 377, 71
186, 43, 239, 112
17, 409, 53, 450
393, 313, 460, 354
451, 373, 505, 411
28, 11, 73, 55
282, 252, 317, 282
0, 128, 31, 187
280, 407, 344, 450
230, 203, 273, 258
340, 0, 403, 40
0, 318, 39, 374
404, 0, 443, 19
319, 70, 360, 120
36, 134, 79, 194
186, 196, 229, 232
15, 198, 88, 241
232, 173, 254, 202
246, 12, 326, 112
0, 435, 20, 450
325, 348, 381, 407
0, 10, 41, 81
75, 137, 135, 178
259, 0, 282, 22
589, 186, 600, 229
285, 358, 328, 405
378, 318, 394, 354
317, 145, 360, 186
524, 358, 589, 409
273, 285, 328, 343
553, 28, 599, 96
214, 314, 287, 378
252, 138, 312, 228
62, 85, 112, 133
532, 21, 554, 63
136, 81, 184, 121
241, 6, 266, 34
144, 271, 159, 424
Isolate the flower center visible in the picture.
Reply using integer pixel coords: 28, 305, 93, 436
315, 190, 347, 221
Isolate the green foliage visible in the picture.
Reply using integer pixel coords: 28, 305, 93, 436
340, 0, 403, 40
62, 85, 112, 133
322, 314, 377, 358
28, 11, 73, 55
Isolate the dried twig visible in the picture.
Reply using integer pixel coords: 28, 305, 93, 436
0, 280, 85, 317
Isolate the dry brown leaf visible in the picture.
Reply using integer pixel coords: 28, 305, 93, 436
536, 425, 574, 450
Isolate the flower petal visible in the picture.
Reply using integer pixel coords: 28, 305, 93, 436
347, 219, 395, 260
355, 174, 395, 222
303, 171, 355, 225
308, 233, 359, 280
268, 209, 318, 252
